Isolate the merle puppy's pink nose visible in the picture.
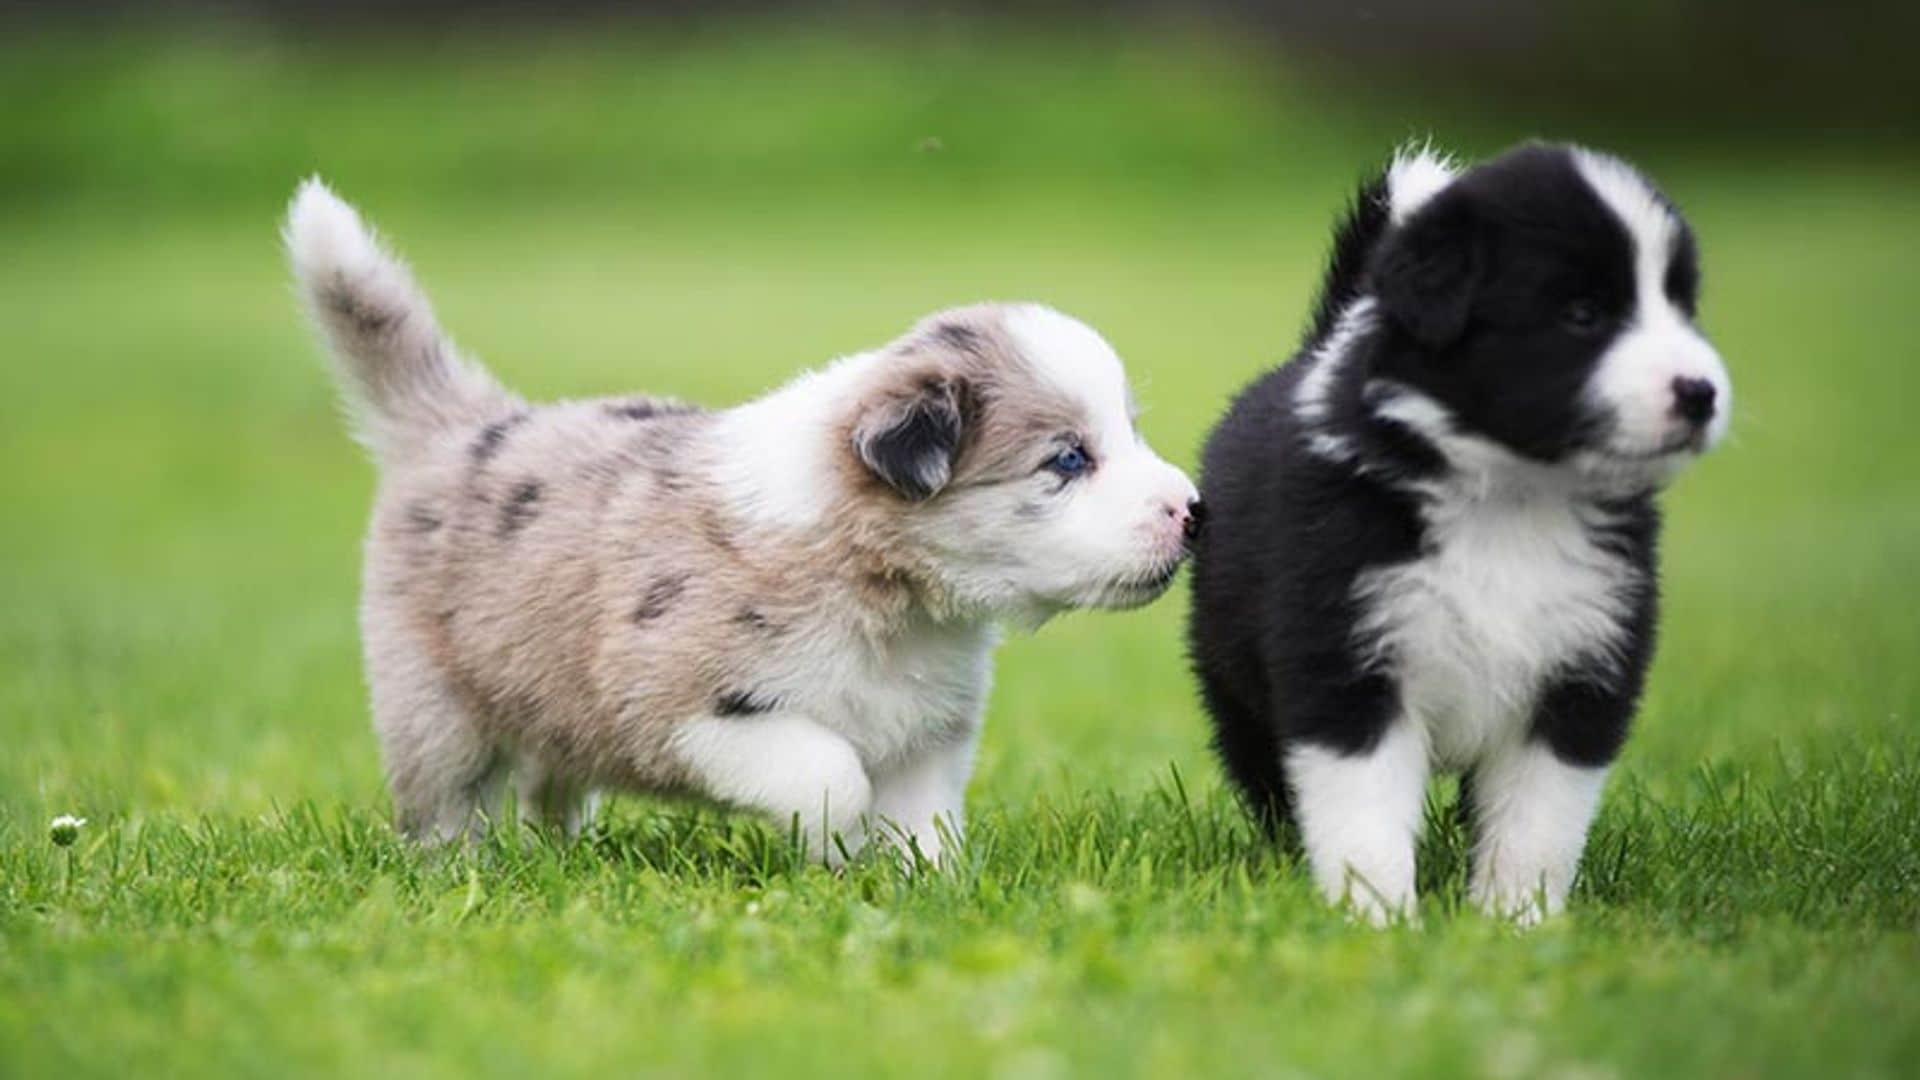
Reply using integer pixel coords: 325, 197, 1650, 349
1671, 376, 1717, 425
1164, 497, 1205, 543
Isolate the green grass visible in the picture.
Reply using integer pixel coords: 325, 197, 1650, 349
4, 17, 1919, 1079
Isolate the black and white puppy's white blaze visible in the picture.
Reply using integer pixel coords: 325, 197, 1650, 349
1187, 142, 1731, 923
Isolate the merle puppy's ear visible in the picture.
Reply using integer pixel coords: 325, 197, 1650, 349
853, 374, 966, 501
1372, 193, 1483, 349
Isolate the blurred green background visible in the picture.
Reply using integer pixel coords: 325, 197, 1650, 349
3, 6, 1917, 1078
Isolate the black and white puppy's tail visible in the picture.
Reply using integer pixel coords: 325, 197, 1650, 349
284, 179, 514, 464
1301, 143, 1461, 347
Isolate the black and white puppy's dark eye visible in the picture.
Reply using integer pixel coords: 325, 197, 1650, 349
1043, 443, 1093, 479
1561, 298, 1606, 334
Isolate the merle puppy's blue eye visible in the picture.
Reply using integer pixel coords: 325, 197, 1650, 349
1045, 443, 1092, 478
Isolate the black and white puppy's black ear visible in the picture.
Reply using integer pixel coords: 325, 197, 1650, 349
853, 374, 966, 501
1371, 192, 1483, 349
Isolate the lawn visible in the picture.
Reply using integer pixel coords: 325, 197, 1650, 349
3, 17, 1918, 1078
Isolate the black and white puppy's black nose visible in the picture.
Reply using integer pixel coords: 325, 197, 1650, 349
1671, 376, 1718, 426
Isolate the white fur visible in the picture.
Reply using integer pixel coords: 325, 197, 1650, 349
1386, 143, 1460, 224
1572, 150, 1733, 465
669, 714, 873, 864
1469, 742, 1609, 923
1368, 380, 1536, 494
1357, 382, 1636, 758
928, 305, 1197, 617
869, 733, 978, 865
693, 305, 1191, 854
715, 305, 1197, 617
1357, 480, 1633, 768
1325, 381, 1635, 918
287, 178, 382, 280
695, 302, 1190, 852
1004, 303, 1137, 429
710, 356, 864, 530
656, 554, 995, 865
1291, 372, 1638, 921
284, 179, 507, 460
1293, 299, 1379, 466
1287, 720, 1430, 924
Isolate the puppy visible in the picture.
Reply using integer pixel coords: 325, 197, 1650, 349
285, 180, 1199, 862
1187, 143, 1731, 921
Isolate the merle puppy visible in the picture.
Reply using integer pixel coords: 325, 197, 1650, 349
285, 181, 1198, 864
1187, 143, 1731, 922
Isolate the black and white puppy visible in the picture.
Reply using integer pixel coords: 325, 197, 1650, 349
1187, 143, 1731, 922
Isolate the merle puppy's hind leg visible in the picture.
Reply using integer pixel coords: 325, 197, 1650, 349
513, 756, 600, 839
365, 639, 505, 844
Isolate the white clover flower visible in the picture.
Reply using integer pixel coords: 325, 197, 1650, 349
48, 814, 87, 847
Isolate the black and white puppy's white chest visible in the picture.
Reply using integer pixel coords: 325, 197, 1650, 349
1356, 483, 1646, 772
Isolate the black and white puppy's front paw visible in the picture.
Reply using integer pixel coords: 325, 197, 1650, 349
1288, 724, 1428, 926
1467, 742, 1611, 925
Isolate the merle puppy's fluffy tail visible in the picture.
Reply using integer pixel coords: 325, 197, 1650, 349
284, 179, 513, 462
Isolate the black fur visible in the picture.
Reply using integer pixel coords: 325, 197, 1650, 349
654, 466, 688, 494
1366, 146, 1642, 461
1305, 170, 1393, 344
700, 508, 739, 555
470, 411, 529, 464
1188, 377, 1431, 827
632, 574, 688, 624
929, 321, 986, 355
856, 378, 965, 501
733, 607, 777, 633
606, 398, 696, 422
1534, 499, 1662, 768
715, 690, 777, 717
319, 281, 401, 336
402, 501, 443, 533
496, 479, 542, 537
1189, 144, 1699, 833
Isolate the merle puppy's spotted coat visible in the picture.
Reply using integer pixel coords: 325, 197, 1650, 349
1188, 143, 1731, 922
287, 181, 1199, 861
